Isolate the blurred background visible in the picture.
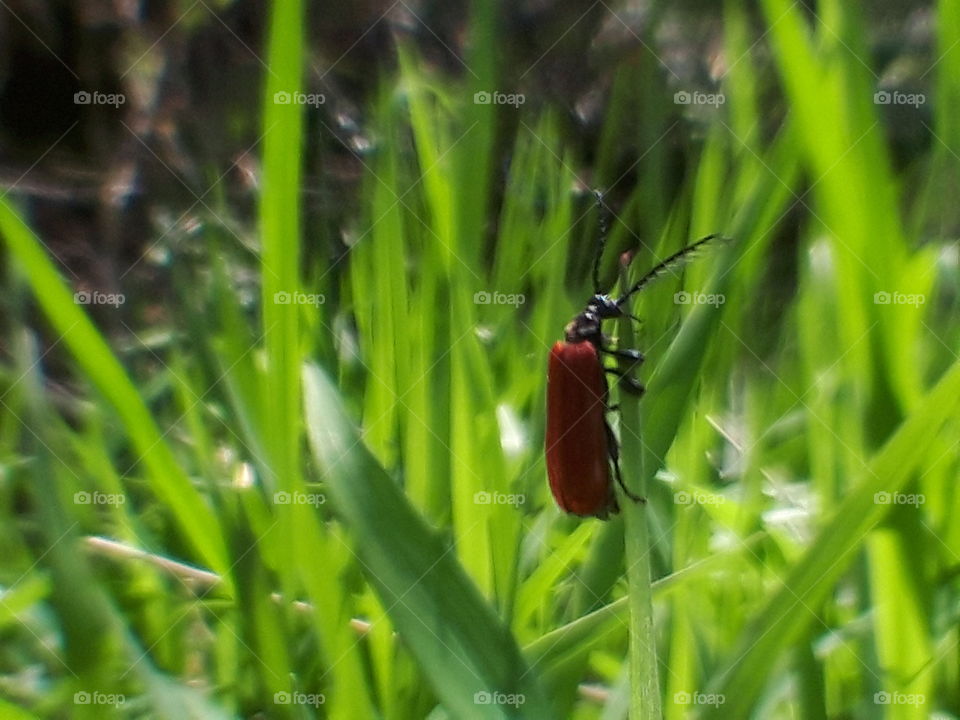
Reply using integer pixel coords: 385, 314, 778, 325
0, 1, 958, 718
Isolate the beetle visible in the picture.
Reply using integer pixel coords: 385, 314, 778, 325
545, 193, 721, 518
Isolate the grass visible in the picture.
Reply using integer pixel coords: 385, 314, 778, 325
1, 0, 959, 718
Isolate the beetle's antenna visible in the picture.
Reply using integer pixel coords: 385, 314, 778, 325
592, 189, 609, 294
614, 234, 725, 308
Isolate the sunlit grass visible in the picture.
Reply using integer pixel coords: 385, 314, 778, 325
1, 1, 958, 718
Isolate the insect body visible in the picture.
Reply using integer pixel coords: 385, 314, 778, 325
545, 195, 721, 518
545, 340, 614, 516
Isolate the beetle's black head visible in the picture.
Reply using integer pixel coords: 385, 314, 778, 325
589, 294, 622, 319
564, 294, 623, 344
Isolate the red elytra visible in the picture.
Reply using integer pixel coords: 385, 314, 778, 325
545, 341, 616, 517
544, 193, 723, 519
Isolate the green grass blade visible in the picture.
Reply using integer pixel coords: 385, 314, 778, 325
0, 199, 231, 586
303, 363, 549, 718
524, 534, 765, 676
701, 357, 960, 717
619, 312, 661, 720
0, 699, 37, 720
259, 0, 303, 492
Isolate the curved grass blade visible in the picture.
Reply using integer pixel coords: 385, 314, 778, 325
524, 534, 765, 678
700, 357, 960, 718
0, 199, 231, 588
303, 363, 549, 719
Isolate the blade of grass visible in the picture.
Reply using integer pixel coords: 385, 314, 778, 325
0, 199, 231, 588
259, 0, 303, 490
257, 6, 305, 710
258, 3, 376, 715
619, 310, 660, 720
15, 334, 231, 719
303, 363, 550, 718
0, 699, 36, 720
701, 357, 960, 718
524, 534, 766, 676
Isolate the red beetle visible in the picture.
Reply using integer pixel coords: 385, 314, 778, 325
545, 195, 720, 518
546, 340, 618, 516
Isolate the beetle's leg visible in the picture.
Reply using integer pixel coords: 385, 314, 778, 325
601, 347, 645, 364
600, 345, 645, 393
601, 347, 645, 379
604, 366, 645, 396
603, 419, 645, 504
